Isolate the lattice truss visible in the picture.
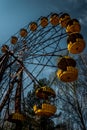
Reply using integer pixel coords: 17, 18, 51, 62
0, 12, 86, 128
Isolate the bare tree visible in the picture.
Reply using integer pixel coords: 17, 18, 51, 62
51, 54, 87, 130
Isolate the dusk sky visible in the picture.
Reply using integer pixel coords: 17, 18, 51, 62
0, 0, 87, 49
0, 1, 87, 125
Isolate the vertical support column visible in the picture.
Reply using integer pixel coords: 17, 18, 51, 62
0, 53, 9, 82
15, 67, 23, 130
15, 68, 22, 113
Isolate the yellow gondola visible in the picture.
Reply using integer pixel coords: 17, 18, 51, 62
40, 17, 48, 27
57, 56, 78, 82
50, 13, 59, 26
29, 22, 37, 31
57, 67, 78, 82
1, 45, 9, 53
20, 28, 28, 37
35, 86, 56, 99
33, 103, 56, 117
66, 19, 81, 34
67, 33, 85, 54
10, 36, 18, 44
58, 56, 76, 70
59, 13, 71, 28
7, 112, 26, 122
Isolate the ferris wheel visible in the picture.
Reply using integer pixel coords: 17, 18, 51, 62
0, 12, 86, 129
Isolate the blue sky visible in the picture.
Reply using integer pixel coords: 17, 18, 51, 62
0, 0, 87, 48
0, 0, 87, 120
